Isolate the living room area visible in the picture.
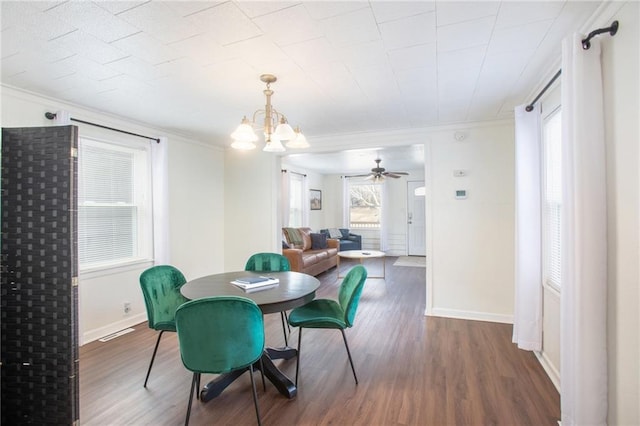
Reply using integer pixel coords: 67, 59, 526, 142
1, 1, 638, 424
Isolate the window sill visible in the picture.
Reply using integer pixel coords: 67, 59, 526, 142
80, 259, 154, 280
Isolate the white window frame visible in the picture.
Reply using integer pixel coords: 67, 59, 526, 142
288, 172, 304, 227
542, 106, 562, 291
78, 137, 153, 272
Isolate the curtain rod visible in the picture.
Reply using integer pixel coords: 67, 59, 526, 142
281, 169, 307, 177
525, 21, 619, 112
44, 112, 160, 143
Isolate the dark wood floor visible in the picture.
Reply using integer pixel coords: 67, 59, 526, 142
79, 257, 560, 425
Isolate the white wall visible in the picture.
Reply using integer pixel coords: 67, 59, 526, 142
223, 148, 281, 271
426, 123, 515, 323
1, 86, 224, 344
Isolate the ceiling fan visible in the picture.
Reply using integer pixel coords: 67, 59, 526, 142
348, 159, 409, 181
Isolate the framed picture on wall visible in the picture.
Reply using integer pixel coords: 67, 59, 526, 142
310, 189, 322, 210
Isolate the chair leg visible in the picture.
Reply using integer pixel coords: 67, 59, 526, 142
185, 372, 198, 426
280, 311, 288, 346
283, 311, 291, 333
144, 330, 165, 387
249, 365, 262, 426
195, 374, 201, 400
295, 328, 302, 387
340, 329, 358, 385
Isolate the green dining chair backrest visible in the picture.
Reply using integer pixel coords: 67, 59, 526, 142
140, 265, 189, 331
245, 252, 291, 272
338, 265, 368, 328
175, 296, 265, 374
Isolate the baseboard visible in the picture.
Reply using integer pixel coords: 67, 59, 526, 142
535, 350, 561, 392
427, 307, 513, 324
81, 313, 147, 345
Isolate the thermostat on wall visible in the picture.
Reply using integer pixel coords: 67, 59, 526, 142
455, 190, 467, 199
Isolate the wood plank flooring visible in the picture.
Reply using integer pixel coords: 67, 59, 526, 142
79, 258, 559, 425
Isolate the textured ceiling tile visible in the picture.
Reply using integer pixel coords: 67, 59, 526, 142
117, 1, 200, 44
370, 1, 435, 24
46, 1, 140, 43
435, 1, 499, 27
388, 43, 437, 73
320, 7, 380, 47
436, 15, 494, 52
0, 1, 42, 30
380, 12, 436, 50
283, 37, 339, 69
234, 1, 298, 19
336, 40, 390, 71
105, 55, 165, 81
187, 2, 263, 46
488, 19, 554, 55
51, 30, 128, 64
253, 3, 322, 47
495, 1, 564, 29
111, 32, 182, 65
94, 1, 148, 15
167, 34, 236, 66
8, 9, 78, 41
303, 2, 368, 20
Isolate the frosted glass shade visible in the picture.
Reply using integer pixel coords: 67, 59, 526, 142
263, 136, 285, 152
231, 118, 258, 143
274, 121, 296, 141
286, 130, 309, 148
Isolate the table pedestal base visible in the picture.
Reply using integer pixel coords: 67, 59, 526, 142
200, 347, 297, 402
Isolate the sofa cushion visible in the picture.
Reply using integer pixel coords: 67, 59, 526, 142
298, 227, 312, 250
311, 233, 328, 249
283, 227, 304, 249
328, 227, 342, 239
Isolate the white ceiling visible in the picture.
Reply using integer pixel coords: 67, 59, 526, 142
1, 1, 601, 173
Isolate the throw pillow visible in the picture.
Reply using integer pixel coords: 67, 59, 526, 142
328, 228, 342, 239
310, 233, 328, 249
282, 240, 290, 249
340, 228, 350, 239
283, 227, 304, 249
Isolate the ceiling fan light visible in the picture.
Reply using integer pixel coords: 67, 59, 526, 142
274, 118, 296, 141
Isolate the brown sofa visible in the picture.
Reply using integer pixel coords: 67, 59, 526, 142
282, 227, 339, 276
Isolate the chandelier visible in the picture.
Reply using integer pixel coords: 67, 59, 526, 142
230, 74, 309, 152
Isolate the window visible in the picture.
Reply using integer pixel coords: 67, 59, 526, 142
349, 182, 382, 229
542, 108, 562, 288
78, 137, 153, 271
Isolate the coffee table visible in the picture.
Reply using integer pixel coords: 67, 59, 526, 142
337, 250, 386, 279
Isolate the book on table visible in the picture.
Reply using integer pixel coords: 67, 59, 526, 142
231, 276, 280, 291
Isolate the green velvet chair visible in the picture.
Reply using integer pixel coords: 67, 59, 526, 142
245, 252, 292, 345
139, 264, 189, 387
175, 296, 265, 426
288, 265, 368, 386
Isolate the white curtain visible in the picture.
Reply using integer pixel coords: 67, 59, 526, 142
560, 34, 608, 426
281, 171, 290, 227
342, 176, 350, 228
302, 174, 310, 227
512, 103, 543, 351
151, 136, 170, 265
379, 180, 389, 251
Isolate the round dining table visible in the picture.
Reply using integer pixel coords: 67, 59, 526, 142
180, 270, 320, 401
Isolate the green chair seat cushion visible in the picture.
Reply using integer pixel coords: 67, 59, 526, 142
288, 299, 347, 329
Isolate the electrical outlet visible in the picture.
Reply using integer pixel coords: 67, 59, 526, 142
124, 302, 131, 314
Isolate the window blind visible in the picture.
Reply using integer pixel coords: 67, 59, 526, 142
543, 110, 562, 288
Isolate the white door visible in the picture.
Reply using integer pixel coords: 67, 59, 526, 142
407, 181, 426, 256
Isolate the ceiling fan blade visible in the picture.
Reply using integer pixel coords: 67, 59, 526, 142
384, 173, 402, 178
384, 171, 409, 175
